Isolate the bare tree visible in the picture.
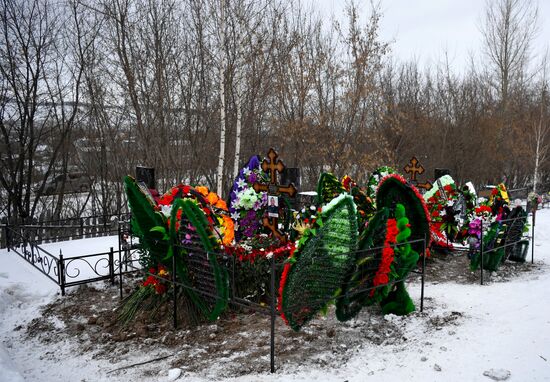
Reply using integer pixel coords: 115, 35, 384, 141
481, 0, 538, 108
0, 0, 85, 221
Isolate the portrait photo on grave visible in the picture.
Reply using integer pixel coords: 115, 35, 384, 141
268, 195, 279, 218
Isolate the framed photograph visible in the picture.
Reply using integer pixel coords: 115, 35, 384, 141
267, 195, 279, 218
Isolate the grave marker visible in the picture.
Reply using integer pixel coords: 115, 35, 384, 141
253, 148, 297, 242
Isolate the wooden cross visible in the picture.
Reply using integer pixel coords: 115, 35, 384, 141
404, 156, 425, 182
253, 148, 297, 242
416, 181, 433, 191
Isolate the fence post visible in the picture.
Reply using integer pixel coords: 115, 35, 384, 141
270, 254, 276, 373
531, 210, 535, 264
5, 225, 10, 252
30, 242, 35, 265
480, 220, 484, 286
420, 235, 426, 312
118, 247, 123, 300
59, 250, 66, 296
109, 247, 115, 285
172, 253, 178, 330
79, 218, 84, 238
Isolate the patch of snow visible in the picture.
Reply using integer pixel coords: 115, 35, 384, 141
166, 368, 182, 381
0, 344, 25, 382
483, 368, 511, 381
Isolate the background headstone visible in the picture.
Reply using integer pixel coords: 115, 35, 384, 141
434, 168, 451, 180
136, 166, 155, 189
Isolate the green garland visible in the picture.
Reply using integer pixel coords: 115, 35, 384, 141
504, 207, 528, 261
376, 174, 431, 256
316, 172, 346, 205
380, 204, 419, 315
351, 185, 376, 229
167, 199, 229, 321
366, 166, 396, 202
470, 222, 504, 272
336, 204, 419, 320
335, 207, 390, 321
281, 194, 358, 331
124, 176, 168, 267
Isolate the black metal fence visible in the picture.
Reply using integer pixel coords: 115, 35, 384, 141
120, 237, 428, 373
453, 213, 534, 285
0, 213, 129, 248
3, 219, 140, 296
3, 219, 428, 373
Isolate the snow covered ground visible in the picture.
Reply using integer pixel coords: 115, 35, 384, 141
1, 211, 549, 381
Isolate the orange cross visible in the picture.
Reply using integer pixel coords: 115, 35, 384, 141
404, 157, 425, 181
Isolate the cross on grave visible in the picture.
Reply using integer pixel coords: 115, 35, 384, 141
404, 156, 433, 191
415, 181, 433, 191
404, 156, 425, 181
253, 148, 297, 242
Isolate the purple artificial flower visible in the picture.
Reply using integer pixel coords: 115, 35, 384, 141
468, 219, 482, 238
183, 233, 193, 245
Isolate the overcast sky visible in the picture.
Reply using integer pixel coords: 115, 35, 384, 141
313, 0, 550, 75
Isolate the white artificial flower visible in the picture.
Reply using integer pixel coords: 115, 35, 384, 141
236, 178, 247, 189
230, 212, 240, 221
160, 205, 172, 218
243, 167, 251, 176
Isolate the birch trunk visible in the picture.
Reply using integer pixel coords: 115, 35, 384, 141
216, 0, 226, 196
233, 84, 242, 179
533, 129, 540, 193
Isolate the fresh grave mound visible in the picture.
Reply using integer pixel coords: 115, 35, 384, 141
279, 194, 358, 331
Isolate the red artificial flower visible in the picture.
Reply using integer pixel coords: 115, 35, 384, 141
278, 246, 297, 325
154, 283, 167, 294
475, 205, 492, 215
143, 275, 156, 287
370, 218, 397, 296
491, 188, 499, 196
342, 176, 352, 191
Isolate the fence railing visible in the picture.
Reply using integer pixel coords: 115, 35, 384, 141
452, 213, 534, 285
4, 220, 428, 373
4, 219, 140, 296
120, 237, 428, 373
0, 213, 130, 248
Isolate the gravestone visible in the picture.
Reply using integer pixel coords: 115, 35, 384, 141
434, 168, 450, 180
136, 166, 155, 189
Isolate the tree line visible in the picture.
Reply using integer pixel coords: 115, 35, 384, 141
1, 0, 548, 222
